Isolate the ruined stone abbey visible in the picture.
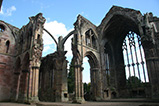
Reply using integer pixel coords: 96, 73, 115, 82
0, 6, 159, 103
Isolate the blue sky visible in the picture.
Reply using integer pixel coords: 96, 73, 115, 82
1, 0, 159, 83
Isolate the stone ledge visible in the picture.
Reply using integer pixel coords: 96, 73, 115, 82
36, 102, 62, 106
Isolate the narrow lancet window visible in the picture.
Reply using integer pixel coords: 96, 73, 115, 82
6, 40, 10, 53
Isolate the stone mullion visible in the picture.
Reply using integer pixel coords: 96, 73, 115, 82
128, 34, 136, 76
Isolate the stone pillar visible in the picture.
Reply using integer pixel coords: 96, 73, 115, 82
54, 69, 62, 102
146, 57, 159, 98
73, 63, 85, 103
11, 72, 21, 101
143, 46, 159, 98
18, 70, 29, 102
90, 68, 97, 100
91, 68, 102, 100
28, 66, 39, 103
49, 51, 68, 102
141, 13, 159, 98
61, 60, 69, 102
115, 63, 126, 97
80, 67, 84, 100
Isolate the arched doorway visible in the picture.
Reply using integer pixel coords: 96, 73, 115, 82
83, 52, 99, 101
83, 57, 91, 101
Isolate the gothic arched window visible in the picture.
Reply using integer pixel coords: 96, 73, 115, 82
85, 29, 97, 49
0, 25, 5, 32
122, 31, 149, 82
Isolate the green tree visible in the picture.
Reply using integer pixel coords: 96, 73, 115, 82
84, 82, 91, 94
126, 76, 142, 88
67, 60, 75, 93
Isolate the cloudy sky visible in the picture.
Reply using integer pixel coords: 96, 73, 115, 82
1, 0, 159, 83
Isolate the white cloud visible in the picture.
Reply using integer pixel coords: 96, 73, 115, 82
6, 6, 16, 16
43, 20, 74, 57
43, 21, 68, 45
0, 6, 4, 14
0, 6, 16, 16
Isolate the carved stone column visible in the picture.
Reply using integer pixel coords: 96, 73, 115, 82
28, 65, 40, 103
73, 63, 85, 103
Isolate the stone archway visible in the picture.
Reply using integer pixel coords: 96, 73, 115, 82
72, 15, 102, 103
84, 51, 100, 101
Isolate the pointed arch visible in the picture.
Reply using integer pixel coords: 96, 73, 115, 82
99, 6, 143, 38
84, 51, 99, 69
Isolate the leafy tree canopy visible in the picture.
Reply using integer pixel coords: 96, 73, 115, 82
67, 60, 75, 93
126, 76, 143, 88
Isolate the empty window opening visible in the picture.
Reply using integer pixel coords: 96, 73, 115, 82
0, 25, 5, 32
92, 35, 97, 49
85, 29, 97, 49
85, 31, 91, 46
105, 53, 110, 86
83, 57, 91, 101
64, 93, 67, 98
83, 57, 90, 84
122, 31, 149, 83
37, 34, 41, 44
6, 40, 10, 53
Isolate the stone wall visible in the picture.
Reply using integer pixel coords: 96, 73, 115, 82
0, 21, 18, 101
0, 13, 45, 103
39, 51, 68, 102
